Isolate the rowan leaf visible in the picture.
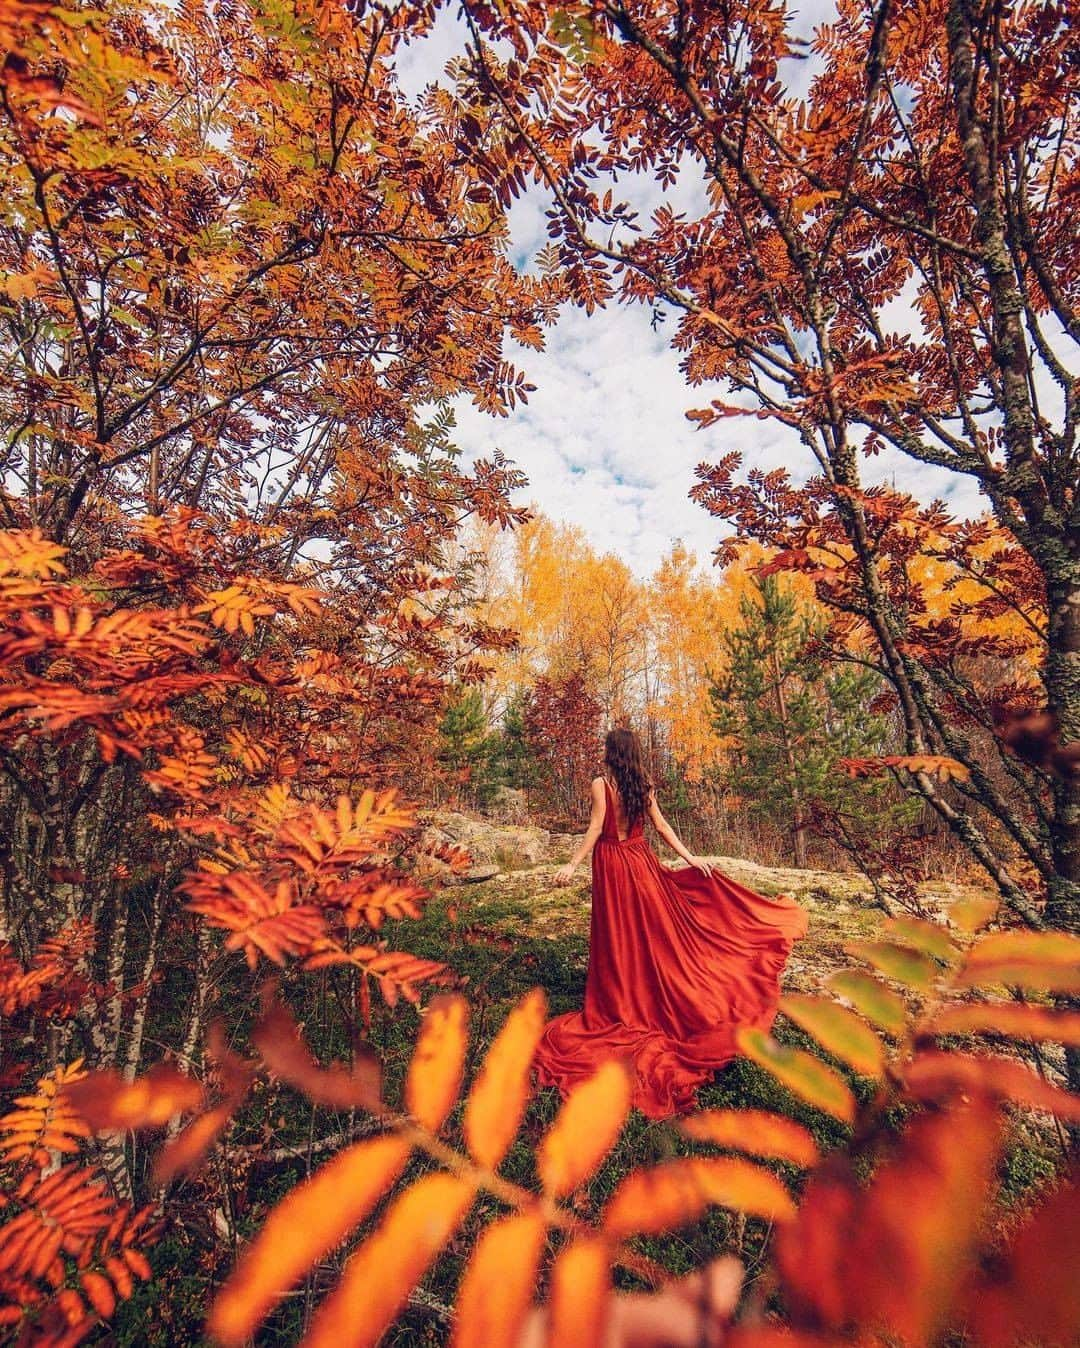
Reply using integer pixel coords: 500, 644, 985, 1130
949, 895, 1000, 933
464, 988, 547, 1170
547, 1235, 610, 1345
302, 1173, 475, 1348
153, 1101, 235, 1185
779, 995, 886, 1078
958, 931, 1080, 992
207, 1135, 411, 1346
828, 970, 909, 1035
680, 1109, 819, 1167
927, 1004, 1080, 1046
64, 1065, 204, 1132
905, 1051, 1080, 1119
452, 1211, 546, 1348
847, 940, 939, 989
965, 1178, 1080, 1348
604, 1156, 795, 1236
253, 999, 381, 1111
736, 1028, 857, 1123
405, 994, 468, 1132
882, 916, 958, 963
537, 1059, 631, 1196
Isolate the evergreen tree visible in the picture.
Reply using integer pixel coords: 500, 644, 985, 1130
437, 687, 501, 808
710, 574, 914, 866
491, 690, 538, 792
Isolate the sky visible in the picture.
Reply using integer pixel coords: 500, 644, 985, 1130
393, 7, 987, 579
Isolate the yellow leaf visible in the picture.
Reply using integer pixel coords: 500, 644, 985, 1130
847, 940, 939, 989
883, 916, 958, 964
828, 970, 908, 1035
679, 1108, 819, 1167
303, 1173, 475, 1348
464, 988, 547, 1170
736, 1028, 857, 1124
452, 1212, 546, 1348
779, 994, 886, 1078
537, 1060, 630, 1196
406, 994, 468, 1132
950, 895, 1000, 933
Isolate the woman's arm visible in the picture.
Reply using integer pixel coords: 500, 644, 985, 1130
647, 792, 714, 876
554, 777, 606, 885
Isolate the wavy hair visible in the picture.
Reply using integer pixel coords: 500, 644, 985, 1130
603, 728, 652, 828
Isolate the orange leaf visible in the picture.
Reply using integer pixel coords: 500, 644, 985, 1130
464, 988, 547, 1170
405, 994, 468, 1132
604, 1156, 794, 1236
452, 1211, 546, 1348
253, 999, 381, 1111
303, 1173, 475, 1348
776, 1097, 1000, 1339
537, 1060, 630, 1196
928, 1003, 1080, 1045
691, 1156, 796, 1222
64, 1065, 204, 1131
680, 1109, 819, 1167
546, 1235, 610, 1346
208, 1135, 411, 1346
153, 1101, 235, 1185
905, 1050, 1080, 1119
965, 1178, 1080, 1348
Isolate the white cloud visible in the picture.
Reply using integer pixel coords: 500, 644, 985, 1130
394, 2, 986, 579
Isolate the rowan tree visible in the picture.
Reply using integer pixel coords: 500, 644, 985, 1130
0, 0, 540, 1203
449, 0, 1078, 941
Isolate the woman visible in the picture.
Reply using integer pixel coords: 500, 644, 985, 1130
533, 728, 807, 1119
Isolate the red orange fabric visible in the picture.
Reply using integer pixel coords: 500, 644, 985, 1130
534, 782, 808, 1118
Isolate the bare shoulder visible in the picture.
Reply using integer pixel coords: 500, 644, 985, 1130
590, 774, 607, 793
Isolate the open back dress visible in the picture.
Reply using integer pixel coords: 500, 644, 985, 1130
533, 779, 808, 1118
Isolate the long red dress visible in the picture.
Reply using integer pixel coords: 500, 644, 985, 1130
533, 781, 808, 1119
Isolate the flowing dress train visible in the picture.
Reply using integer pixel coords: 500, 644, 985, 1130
533, 782, 808, 1119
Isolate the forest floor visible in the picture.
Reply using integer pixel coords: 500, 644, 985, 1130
415, 809, 997, 996
121, 824, 1067, 1346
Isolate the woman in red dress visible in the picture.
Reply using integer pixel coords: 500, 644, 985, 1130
533, 729, 808, 1119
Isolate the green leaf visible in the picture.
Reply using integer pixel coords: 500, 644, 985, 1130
828, 970, 909, 1035
847, 940, 939, 990
949, 894, 999, 933
883, 916, 958, 963
735, 1028, 856, 1124
779, 994, 886, 1078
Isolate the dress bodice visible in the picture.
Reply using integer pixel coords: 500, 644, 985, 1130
600, 778, 644, 843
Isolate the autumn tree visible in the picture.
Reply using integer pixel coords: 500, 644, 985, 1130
523, 667, 603, 819
0, 0, 541, 1208
450, 0, 1078, 944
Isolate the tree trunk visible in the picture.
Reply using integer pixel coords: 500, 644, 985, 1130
769, 646, 808, 868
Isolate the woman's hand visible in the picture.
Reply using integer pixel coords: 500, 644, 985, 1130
554, 862, 577, 886
687, 855, 714, 877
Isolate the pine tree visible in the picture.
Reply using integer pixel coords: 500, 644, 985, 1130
437, 687, 501, 808
710, 575, 912, 867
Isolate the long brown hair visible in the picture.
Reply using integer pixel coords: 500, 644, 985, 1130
603, 728, 652, 828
